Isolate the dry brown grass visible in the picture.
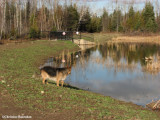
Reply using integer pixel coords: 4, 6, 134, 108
143, 57, 160, 74
111, 35, 160, 44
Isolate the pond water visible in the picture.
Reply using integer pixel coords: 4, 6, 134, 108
41, 43, 160, 106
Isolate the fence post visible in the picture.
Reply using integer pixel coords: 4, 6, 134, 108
49, 31, 51, 40
72, 32, 74, 43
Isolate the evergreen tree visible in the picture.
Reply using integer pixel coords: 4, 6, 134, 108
29, 14, 39, 38
128, 6, 135, 18
134, 11, 143, 31
108, 16, 113, 32
143, 2, 157, 32
88, 16, 101, 33
66, 5, 79, 31
126, 6, 135, 32
102, 8, 109, 32
146, 18, 157, 32
79, 9, 91, 32
156, 15, 160, 31
110, 10, 122, 32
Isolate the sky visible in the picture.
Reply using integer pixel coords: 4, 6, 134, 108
73, 0, 160, 15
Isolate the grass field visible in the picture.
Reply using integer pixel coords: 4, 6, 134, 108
0, 40, 160, 120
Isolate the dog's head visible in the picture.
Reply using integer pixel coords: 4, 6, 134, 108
67, 66, 72, 74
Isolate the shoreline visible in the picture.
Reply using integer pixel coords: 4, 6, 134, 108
0, 39, 159, 119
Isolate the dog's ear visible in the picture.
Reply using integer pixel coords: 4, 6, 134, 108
67, 65, 71, 69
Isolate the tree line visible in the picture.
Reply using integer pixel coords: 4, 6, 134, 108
101, 2, 160, 33
0, 0, 160, 40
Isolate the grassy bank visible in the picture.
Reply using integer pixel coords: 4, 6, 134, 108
94, 33, 121, 44
0, 40, 159, 120
82, 33, 160, 45
79, 33, 120, 44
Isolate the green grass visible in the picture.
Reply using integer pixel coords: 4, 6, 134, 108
73, 33, 94, 42
94, 33, 121, 44
80, 33, 121, 44
0, 40, 159, 120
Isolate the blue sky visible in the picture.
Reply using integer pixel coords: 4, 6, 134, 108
74, 0, 160, 15
58, 0, 160, 16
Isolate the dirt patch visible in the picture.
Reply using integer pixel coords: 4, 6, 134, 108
0, 41, 35, 52
0, 85, 42, 120
0, 92, 78, 120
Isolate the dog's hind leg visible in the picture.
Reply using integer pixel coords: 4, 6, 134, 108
61, 81, 64, 87
56, 79, 60, 86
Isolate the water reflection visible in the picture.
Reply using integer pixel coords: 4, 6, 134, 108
41, 43, 160, 106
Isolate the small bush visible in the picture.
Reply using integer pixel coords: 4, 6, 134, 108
51, 26, 57, 32
29, 27, 40, 39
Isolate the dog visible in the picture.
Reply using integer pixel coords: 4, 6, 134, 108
40, 66, 71, 87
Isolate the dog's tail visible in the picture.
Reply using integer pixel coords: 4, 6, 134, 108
32, 72, 41, 78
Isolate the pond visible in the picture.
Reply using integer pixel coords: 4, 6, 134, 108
40, 43, 160, 106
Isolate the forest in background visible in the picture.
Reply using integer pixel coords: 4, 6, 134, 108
0, 0, 160, 40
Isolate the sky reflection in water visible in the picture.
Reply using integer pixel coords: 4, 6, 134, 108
44, 43, 160, 106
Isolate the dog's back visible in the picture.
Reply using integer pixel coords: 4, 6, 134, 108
40, 66, 71, 86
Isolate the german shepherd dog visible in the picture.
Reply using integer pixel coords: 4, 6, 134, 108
40, 66, 71, 87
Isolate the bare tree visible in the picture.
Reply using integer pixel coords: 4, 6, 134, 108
0, 0, 6, 40
77, 3, 88, 31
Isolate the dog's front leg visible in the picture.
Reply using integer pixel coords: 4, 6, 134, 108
42, 78, 46, 84
56, 73, 60, 87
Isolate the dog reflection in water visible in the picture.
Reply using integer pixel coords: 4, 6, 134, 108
40, 66, 72, 87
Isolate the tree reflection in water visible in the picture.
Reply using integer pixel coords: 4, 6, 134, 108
41, 43, 160, 106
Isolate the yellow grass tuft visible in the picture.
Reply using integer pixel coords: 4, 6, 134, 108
111, 35, 160, 44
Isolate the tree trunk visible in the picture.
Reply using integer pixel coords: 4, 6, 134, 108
0, 0, 6, 40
